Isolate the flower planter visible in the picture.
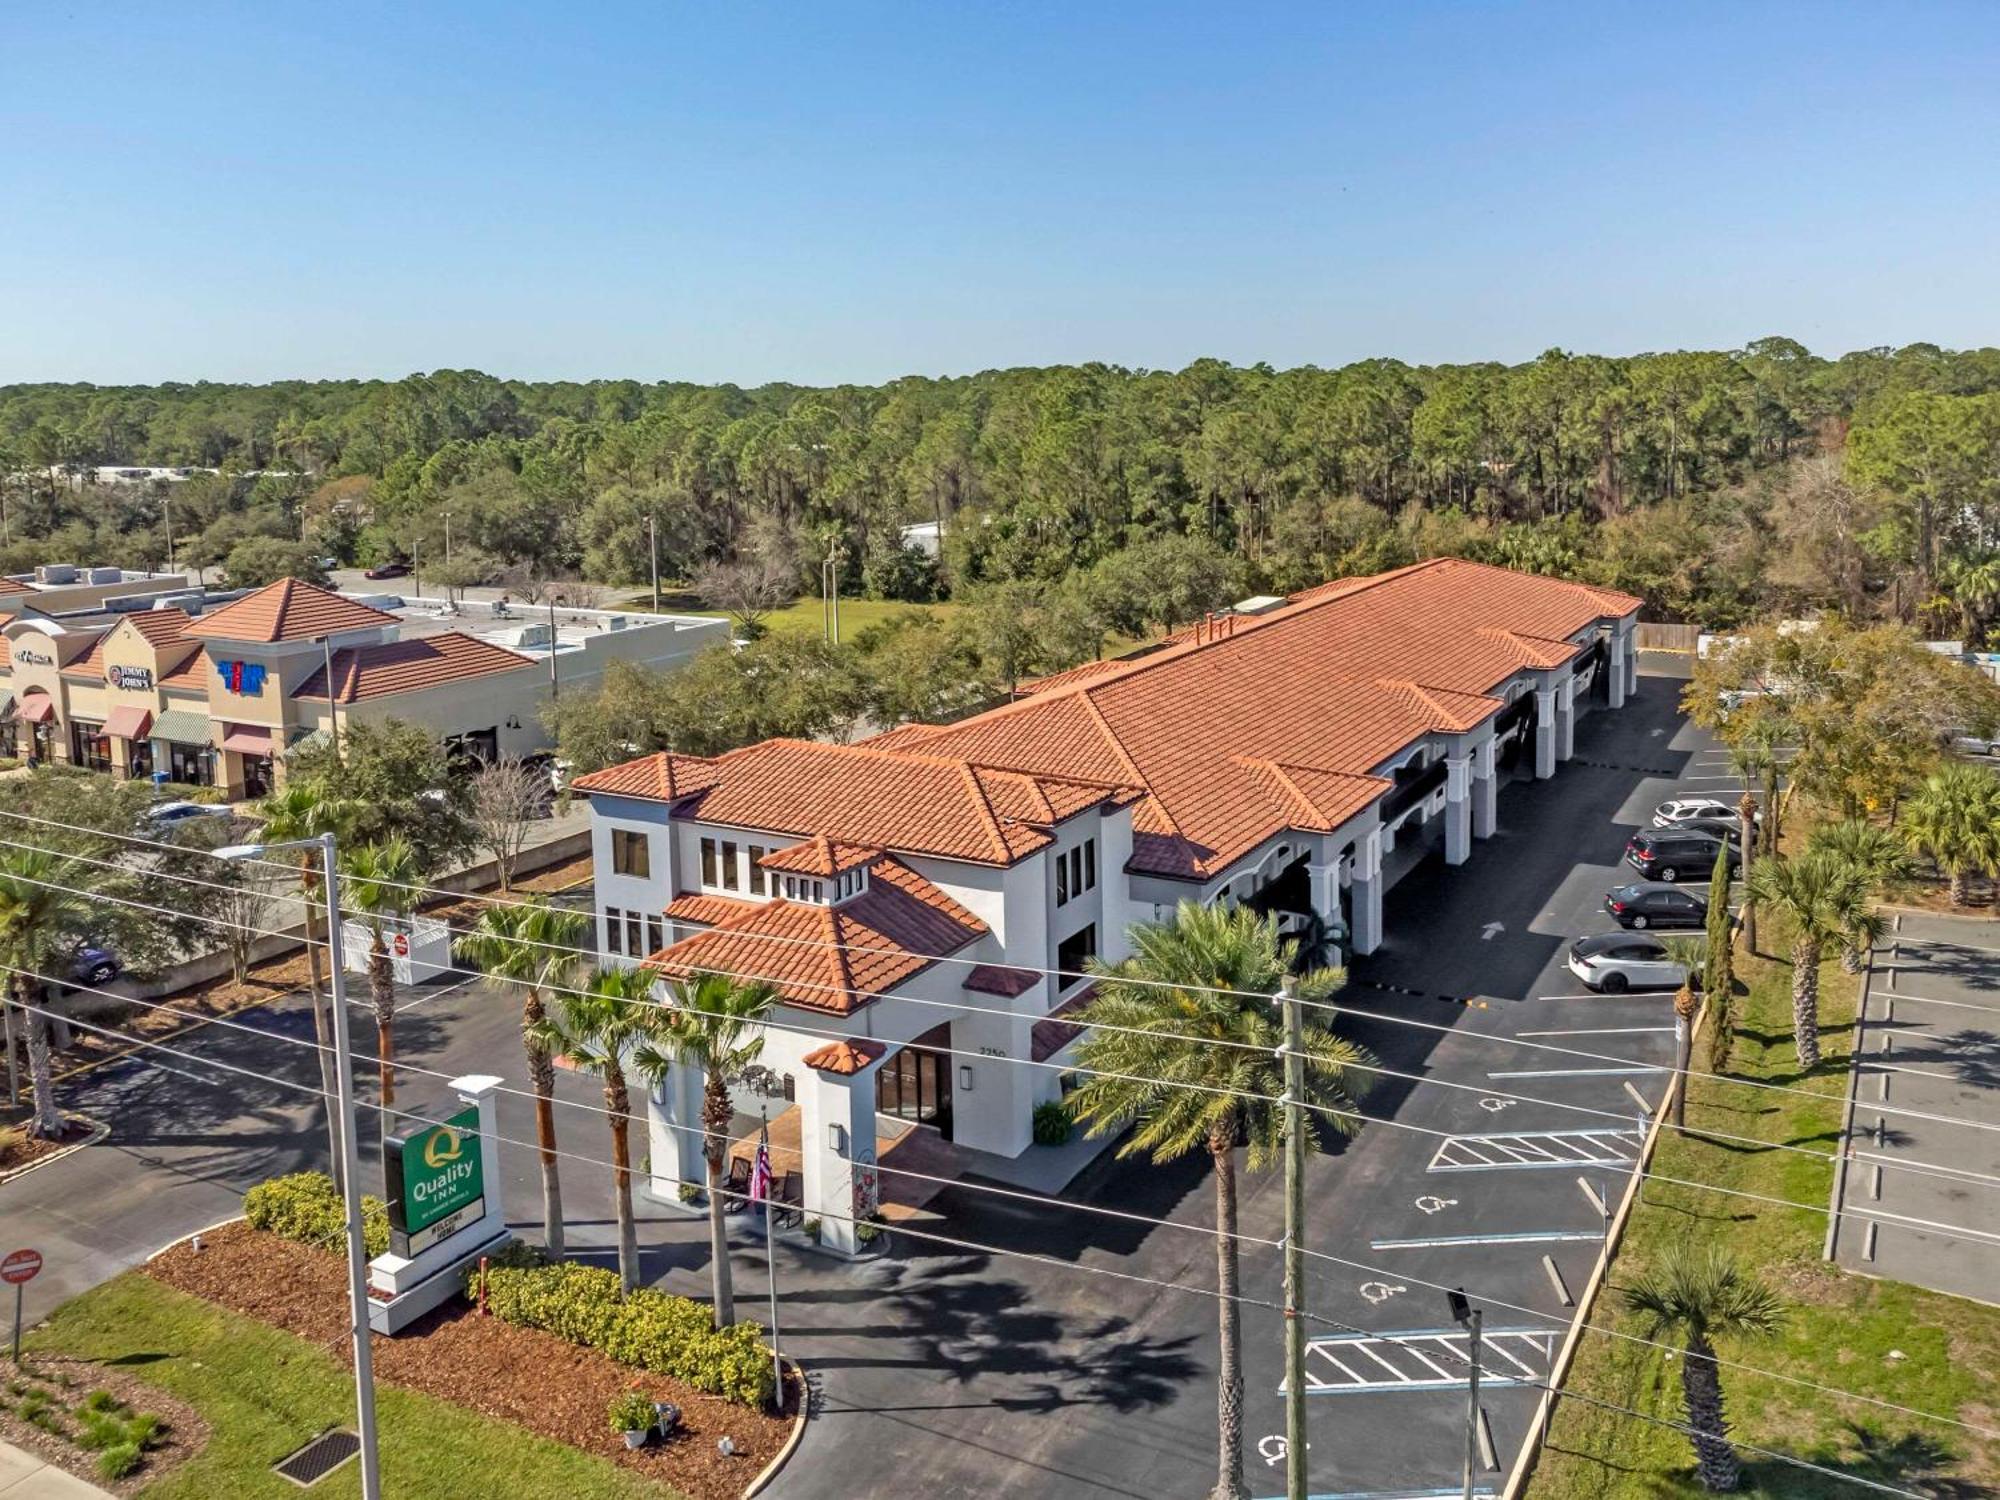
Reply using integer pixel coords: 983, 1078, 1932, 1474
622, 1428, 649, 1450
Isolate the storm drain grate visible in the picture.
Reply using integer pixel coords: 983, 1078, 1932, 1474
273, 1429, 360, 1487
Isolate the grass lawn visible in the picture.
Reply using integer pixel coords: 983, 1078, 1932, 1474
1528, 940, 2000, 1498
25, 1274, 676, 1500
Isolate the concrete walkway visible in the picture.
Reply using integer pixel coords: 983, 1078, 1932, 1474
0, 1441, 116, 1498
1829, 908, 2000, 1304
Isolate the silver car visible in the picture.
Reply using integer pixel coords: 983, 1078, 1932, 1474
1953, 732, 2000, 758
1566, 932, 1687, 993
1653, 796, 1753, 828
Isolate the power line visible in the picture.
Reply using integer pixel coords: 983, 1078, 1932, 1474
13, 961, 2000, 1450
1, 993, 1949, 1496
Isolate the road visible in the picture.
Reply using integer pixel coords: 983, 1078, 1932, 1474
1, 666, 1738, 1499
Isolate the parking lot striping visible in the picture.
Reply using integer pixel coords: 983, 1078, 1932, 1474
1253, 1490, 1497, 1500
1370, 1230, 1606, 1250
1487, 1066, 1665, 1079
1428, 1128, 1643, 1172
1878, 989, 2000, 1017
1517, 1026, 1677, 1037
1287, 1328, 1560, 1393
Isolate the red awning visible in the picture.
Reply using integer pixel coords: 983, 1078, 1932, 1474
220, 723, 274, 756
103, 704, 154, 741
17, 693, 54, 724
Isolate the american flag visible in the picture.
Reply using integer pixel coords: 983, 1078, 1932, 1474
747, 1127, 773, 1206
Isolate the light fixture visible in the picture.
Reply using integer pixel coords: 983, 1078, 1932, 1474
958, 1064, 974, 1092
828, 1122, 848, 1156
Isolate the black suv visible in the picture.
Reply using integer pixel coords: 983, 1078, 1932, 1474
1624, 828, 1739, 883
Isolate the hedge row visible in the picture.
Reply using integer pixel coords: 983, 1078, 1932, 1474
243, 1172, 390, 1258
467, 1254, 773, 1407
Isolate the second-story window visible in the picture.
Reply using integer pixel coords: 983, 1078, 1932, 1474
748, 845, 768, 895
612, 828, 650, 878
1057, 838, 1097, 907
720, 840, 740, 891
700, 837, 718, 886
1057, 923, 1097, 987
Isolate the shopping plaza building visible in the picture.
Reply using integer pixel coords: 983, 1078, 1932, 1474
0, 573, 726, 797
574, 558, 1642, 1250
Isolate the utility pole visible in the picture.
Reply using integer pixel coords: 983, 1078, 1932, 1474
1278, 975, 1308, 1500
647, 513, 661, 612
1449, 1289, 1482, 1500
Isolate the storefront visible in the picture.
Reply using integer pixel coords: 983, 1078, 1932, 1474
220, 723, 276, 799
17, 690, 57, 763
103, 704, 155, 780
152, 708, 214, 787
68, 717, 112, 772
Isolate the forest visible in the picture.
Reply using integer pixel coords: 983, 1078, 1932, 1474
4, 338, 2000, 646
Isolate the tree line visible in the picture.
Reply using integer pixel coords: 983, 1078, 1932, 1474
4, 338, 2000, 640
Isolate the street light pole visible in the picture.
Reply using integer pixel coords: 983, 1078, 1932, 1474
1448, 1289, 1482, 1500
1277, 976, 1308, 1500
318, 833, 383, 1500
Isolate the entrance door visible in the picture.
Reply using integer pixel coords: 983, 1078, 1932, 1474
876, 1047, 953, 1140
241, 754, 275, 800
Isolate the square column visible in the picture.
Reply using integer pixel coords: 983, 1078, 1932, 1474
1607, 633, 1627, 709
1556, 675, 1577, 762
1471, 736, 1497, 839
1624, 633, 1639, 699
645, 1059, 708, 1199
1444, 753, 1473, 866
1534, 687, 1558, 779
798, 1053, 882, 1255
1350, 828, 1384, 955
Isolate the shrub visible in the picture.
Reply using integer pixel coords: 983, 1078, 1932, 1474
82, 1389, 121, 1415
802, 1217, 821, 1243
476, 1262, 775, 1407
98, 1443, 142, 1481
244, 1172, 389, 1257
676, 1182, 702, 1205
855, 1220, 884, 1246
77, 1413, 125, 1451
607, 1391, 656, 1434
126, 1412, 161, 1448
1031, 1100, 1072, 1146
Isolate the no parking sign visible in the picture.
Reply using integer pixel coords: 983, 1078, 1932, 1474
3, 1248, 42, 1362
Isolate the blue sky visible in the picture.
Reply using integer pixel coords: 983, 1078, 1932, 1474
3, 1, 1997, 385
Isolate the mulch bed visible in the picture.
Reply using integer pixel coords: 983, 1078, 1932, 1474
0, 1117, 95, 1175
0, 1354, 208, 1497
145, 1223, 796, 1500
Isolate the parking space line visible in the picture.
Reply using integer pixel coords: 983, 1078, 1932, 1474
1370, 1230, 1605, 1250
1486, 1065, 1664, 1078
397, 973, 480, 1014
1891, 936, 2000, 958
1517, 1026, 1675, 1037
1428, 1128, 1643, 1171
1880, 990, 2000, 1017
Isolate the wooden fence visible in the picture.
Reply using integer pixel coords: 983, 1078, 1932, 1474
1634, 621, 1702, 653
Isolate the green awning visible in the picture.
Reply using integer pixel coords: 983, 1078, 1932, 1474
150, 708, 213, 745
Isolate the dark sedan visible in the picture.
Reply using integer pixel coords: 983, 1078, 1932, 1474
1604, 881, 1708, 930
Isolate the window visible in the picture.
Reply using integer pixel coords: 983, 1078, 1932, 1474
700, 837, 718, 887
626, 911, 643, 956
1057, 838, 1097, 907
604, 906, 624, 955
612, 828, 650, 878
1056, 924, 1097, 987
720, 840, 739, 891
783, 876, 798, 900
748, 845, 767, 896
646, 914, 663, 953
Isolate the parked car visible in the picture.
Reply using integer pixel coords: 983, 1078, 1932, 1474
1567, 932, 1689, 993
144, 800, 230, 825
1653, 796, 1758, 828
1952, 732, 2000, 758
69, 946, 121, 987
1626, 829, 1739, 883
1672, 815, 1746, 845
363, 560, 411, 580
1605, 881, 1708, 930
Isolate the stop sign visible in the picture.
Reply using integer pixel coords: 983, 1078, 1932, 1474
392, 932, 410, 958
0, 1249, 42, 1286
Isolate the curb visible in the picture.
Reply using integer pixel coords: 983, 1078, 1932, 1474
740, 1357, 810, 1500
144, 1214, 249, 1263
0, 1114, 108, 1185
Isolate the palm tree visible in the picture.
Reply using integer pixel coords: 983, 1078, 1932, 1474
0, 849, 93, 1138
1902, 763, 2000, 908
1066, 903, 1374, 1500
339, 837, 420, 1143
1806, 820, 1906, 973
1659, 935, 1706, 1129
256, 781, 362, 1192
1743, 850, 1865, 1070
531, 964, 660, 1292
1622, 1245, 1784, 1491
1725, 739, 1768, 954
648, 972, 778, 1328
454, 899, 589, 1257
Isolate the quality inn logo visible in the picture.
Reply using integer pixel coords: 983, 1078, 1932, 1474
422, 1125, 465, 1170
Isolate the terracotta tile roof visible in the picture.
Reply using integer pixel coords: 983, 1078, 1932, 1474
0, 578, 34, 597
1031, 987, 1098, 1063
121, 608, 192, 646
574, 752, 723, 802
292, 632, 532, 703
759, 836, 880, 877
590, 560, 1639, 884
644, 856, 987, 1013
182, 578, 396, 643
59, 633, 110, 680
1016, 657, 1139, 695
157, 652, 210, 690
801, 1038, 886, 1075
663, 892, 759, 926
963, 963, 1040, 997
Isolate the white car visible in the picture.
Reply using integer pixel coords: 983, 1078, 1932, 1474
1566, 932, 1689, 993
1652, 796, 1747, 828
144, 800, 230, 825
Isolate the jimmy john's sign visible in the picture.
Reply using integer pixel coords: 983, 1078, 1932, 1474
385, 1106, 486, 1256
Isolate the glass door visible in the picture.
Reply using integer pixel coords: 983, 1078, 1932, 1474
875, 1048, 953, 1140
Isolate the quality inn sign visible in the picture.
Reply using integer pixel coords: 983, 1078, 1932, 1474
386, 1106, 486, 1257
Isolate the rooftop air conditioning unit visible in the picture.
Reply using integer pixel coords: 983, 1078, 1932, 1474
493, 622, 553, 651
89, 566, 122, 584
35, 564, 78, 586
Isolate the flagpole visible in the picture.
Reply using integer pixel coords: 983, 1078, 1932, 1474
759, 1108, 783, 1413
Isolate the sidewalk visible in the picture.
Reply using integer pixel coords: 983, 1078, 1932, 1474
1829, 909, 2000, 1305
0, 1441, 116, 1499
